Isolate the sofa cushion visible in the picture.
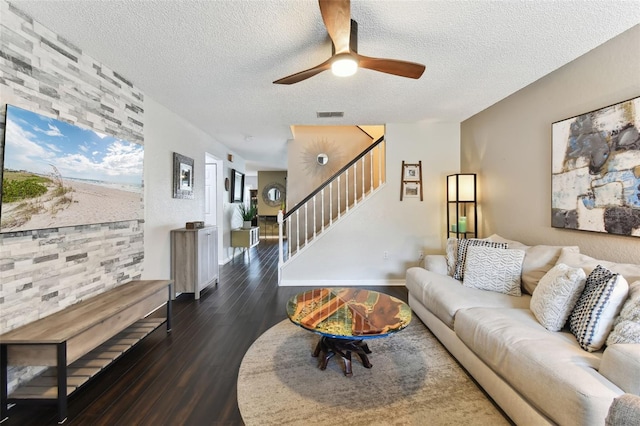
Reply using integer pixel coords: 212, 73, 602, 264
521, 245, 580, 295
423, 254, 448, 276
485, 234, 580, 294
600, 344, 640, 395
569, 265, 629, 352
530, 263, 586, 331
607, 280, 640, 345
405, 267, 530, 329
486, 233, 529, 250
557, 250, 640, 284
454, 307, 622, 425
463, 245, 524, 296
453, 239, 508, 281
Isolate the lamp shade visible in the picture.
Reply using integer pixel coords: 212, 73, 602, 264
447, 174, 476, 202
331, 54, 358, 77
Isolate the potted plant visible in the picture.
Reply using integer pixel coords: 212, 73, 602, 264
238, 203, 257, 229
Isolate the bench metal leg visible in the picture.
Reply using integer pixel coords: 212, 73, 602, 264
166, 284, 173, 333
57, 343, 67, 424
1, 344, 7, 423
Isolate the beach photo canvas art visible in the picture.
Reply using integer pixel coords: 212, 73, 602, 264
551, 96, 640, 237
1, 105, 144, 232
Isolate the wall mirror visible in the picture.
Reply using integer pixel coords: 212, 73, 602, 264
317, 153, 329, 166
230, 169, 245, 203
262, 182, 286, 207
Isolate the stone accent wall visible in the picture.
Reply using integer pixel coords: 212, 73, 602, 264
0, 0, 145, 344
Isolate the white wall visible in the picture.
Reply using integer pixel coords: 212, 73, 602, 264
461, 25, 640, 264
281, 121, 460, 285
142, 97, 245, 279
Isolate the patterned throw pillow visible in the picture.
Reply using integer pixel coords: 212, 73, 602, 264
445, 237, 458, 277
569, 265, 629, 352
453, 239, 508, 281
607, 281, 640, 345
462, 245, 525, 296
530, 263, 586, 331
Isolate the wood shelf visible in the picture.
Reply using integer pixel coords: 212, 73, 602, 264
8, 318, 165, 400
1, 280, 172, 423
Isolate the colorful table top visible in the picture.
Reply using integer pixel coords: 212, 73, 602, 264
286, 288, 412, 339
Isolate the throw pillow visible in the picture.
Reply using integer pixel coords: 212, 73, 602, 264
462, 245, 525, 296
530, 263, 586, 331
569, 265, 629, 352
453, 239, 508, 281
607, 281, 640, 345
445, 237, 458, 277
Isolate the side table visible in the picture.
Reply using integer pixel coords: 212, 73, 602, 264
231, 227, 260, 262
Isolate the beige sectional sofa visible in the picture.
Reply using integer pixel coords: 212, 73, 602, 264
405, 235, 640, 425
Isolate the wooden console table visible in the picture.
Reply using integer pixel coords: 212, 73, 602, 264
0, 279, 172, 424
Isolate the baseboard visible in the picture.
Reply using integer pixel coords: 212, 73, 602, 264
278, 279, 405, 287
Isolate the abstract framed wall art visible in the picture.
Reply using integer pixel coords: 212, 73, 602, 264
1, 104, 144, 233
551, 96, 640, 237
173, 152, 194, 199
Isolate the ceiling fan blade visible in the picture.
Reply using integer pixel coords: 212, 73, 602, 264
273, 59, 332, 85
319, 0, 351, 54
354, 53, 425, 79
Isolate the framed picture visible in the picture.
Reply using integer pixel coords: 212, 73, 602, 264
1, 104, 144, 232
230, 169, 245, 203
403, 182, 421, 199
403, 164, 420, 181
551, 96, 640, 237
400, 160, 423, 201
173, 152, 194, 199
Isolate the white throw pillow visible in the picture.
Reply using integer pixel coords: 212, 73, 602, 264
607, 281, 640, 345
453, 239, 508, 281
569, 265, 629, 352
530, 263, 586, 331
462, 245, 525, 296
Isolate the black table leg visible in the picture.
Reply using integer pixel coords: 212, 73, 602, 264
312, 337, 373, 376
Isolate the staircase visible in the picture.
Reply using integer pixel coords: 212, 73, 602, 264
277, 136, 386, 281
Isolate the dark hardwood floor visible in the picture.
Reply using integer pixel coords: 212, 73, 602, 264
3, 240, 408, 425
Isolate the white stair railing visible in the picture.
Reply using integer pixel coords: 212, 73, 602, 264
277, 137, 386, 281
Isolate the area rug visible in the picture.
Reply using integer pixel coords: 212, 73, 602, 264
237, 319, 509, 425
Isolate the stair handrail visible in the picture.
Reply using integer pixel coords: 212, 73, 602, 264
283, 135, 385, 220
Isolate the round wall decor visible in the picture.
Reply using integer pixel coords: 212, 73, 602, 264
262, 182, 286, 207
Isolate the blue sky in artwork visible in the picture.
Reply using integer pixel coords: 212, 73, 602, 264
3, 105, 143, 186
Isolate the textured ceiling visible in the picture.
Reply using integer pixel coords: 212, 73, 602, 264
10, 0, 640, 172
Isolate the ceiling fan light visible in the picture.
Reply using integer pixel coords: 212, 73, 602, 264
331, 55, 358, 77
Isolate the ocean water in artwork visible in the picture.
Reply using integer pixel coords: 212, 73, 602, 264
551, 97, 640, 236
1, 105, 144, 232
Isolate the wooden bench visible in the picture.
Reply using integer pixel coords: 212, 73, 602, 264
0, 279, 172, 424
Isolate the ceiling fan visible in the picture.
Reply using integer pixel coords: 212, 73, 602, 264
273, 0, 425, 85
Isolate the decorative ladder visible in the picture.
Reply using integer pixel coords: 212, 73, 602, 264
277, 136, 386, 281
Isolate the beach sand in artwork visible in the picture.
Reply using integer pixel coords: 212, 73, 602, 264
1, 179, 142, 232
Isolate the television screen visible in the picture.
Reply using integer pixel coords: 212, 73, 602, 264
1, 104, 144, 232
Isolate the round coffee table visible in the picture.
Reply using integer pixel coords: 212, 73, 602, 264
286, 288, 411, 376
